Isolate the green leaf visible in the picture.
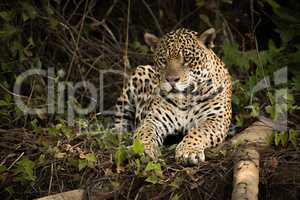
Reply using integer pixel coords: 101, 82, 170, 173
48, 127, 58, 136
280, 131, 287, 146
232, 95, 240, 106
101, 132, 118, 147
61, 126, 72, 138
274, 130, 280, 146
132, 139, 144, 155
0, 11, 15, 22
262, 0, 280, 12
195, 0, 205, 8
78, 160, 87, 171
38, 154, 45, 163
199, 14, 212, 27
265, 105, 275, 120
31, 119, 40, 132
46, 6, 54, 16
167, 144, 177, 151
145, 175, 159, 184
289, 129, 298, 147
250, 103, 260, 117
0, 24, 19, 38
145, 161, 162, 176
169, 176, 183, 189
49, 17, 59, 30
0, 164, 7, 173
111, 181, 120, 188
86, 153, 97, 162
4, 186, 14, 197
22, 12, 30, 22
131, 40, 149, 54
114, 146, 126, 166
235, 115, 244, 128
134, 159, 141, 174
14, 158, 36, 181
21, 2, 38, 20
79, 154, 97, 170
170, 193, 181, 200
0, 100, 9, 107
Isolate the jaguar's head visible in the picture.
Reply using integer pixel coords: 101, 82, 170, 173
144, 28, 216, 94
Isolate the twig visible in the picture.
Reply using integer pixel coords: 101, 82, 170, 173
67, 0, 85, 22
126, 177, 134, 200
90, 0, 118, 26
48, 163, 54, 195
123, 0, 131, 69
0, 83, 28, 98
66, 0, 89, 80
7, 152, 24, 170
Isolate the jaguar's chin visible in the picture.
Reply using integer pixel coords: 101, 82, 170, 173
160, 82, 173, 93
160, 81, 195, 95
175, 82, 193, 92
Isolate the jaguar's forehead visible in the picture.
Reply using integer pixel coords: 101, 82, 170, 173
162, 28, 197, 41
155, 28, 199, 58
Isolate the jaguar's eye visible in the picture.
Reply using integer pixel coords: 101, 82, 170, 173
184, 56, 189, 63
183, 52, 193, 64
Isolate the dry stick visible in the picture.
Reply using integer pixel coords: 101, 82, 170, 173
7, 152, 24, 170
123, 0, 131, 70
126, 176, 135, 200
47, 163, 54, 195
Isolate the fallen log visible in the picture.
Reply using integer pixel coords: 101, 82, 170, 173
231, 147, 260, 200
34, 189, 85, 200
229, 121, 273, 200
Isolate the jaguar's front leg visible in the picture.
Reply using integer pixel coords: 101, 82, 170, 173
175, 119, 228, 165
134, 120, 161, 158
134, 100, 177, 158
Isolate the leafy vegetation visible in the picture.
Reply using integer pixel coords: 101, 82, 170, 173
0, 0, 299, 199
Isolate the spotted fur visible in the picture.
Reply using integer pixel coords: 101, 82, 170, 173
114, 28, 232, 165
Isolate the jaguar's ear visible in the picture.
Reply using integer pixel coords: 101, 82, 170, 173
144, 32, 160, 50
197, 28, 216, 48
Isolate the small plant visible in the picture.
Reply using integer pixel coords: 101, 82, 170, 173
274, 129, 298, 148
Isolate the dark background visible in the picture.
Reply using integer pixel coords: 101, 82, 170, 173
0, 0, 299, 199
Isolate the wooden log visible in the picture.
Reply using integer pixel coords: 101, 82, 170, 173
229, 121, 273, 147
231, 147, 260, 200
34, 189, 85, 200
230, 121, 273, 200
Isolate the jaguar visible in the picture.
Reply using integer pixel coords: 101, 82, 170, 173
114, 28, 232, 165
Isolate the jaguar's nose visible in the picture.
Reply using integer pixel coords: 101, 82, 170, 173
166, 75, 180, 84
